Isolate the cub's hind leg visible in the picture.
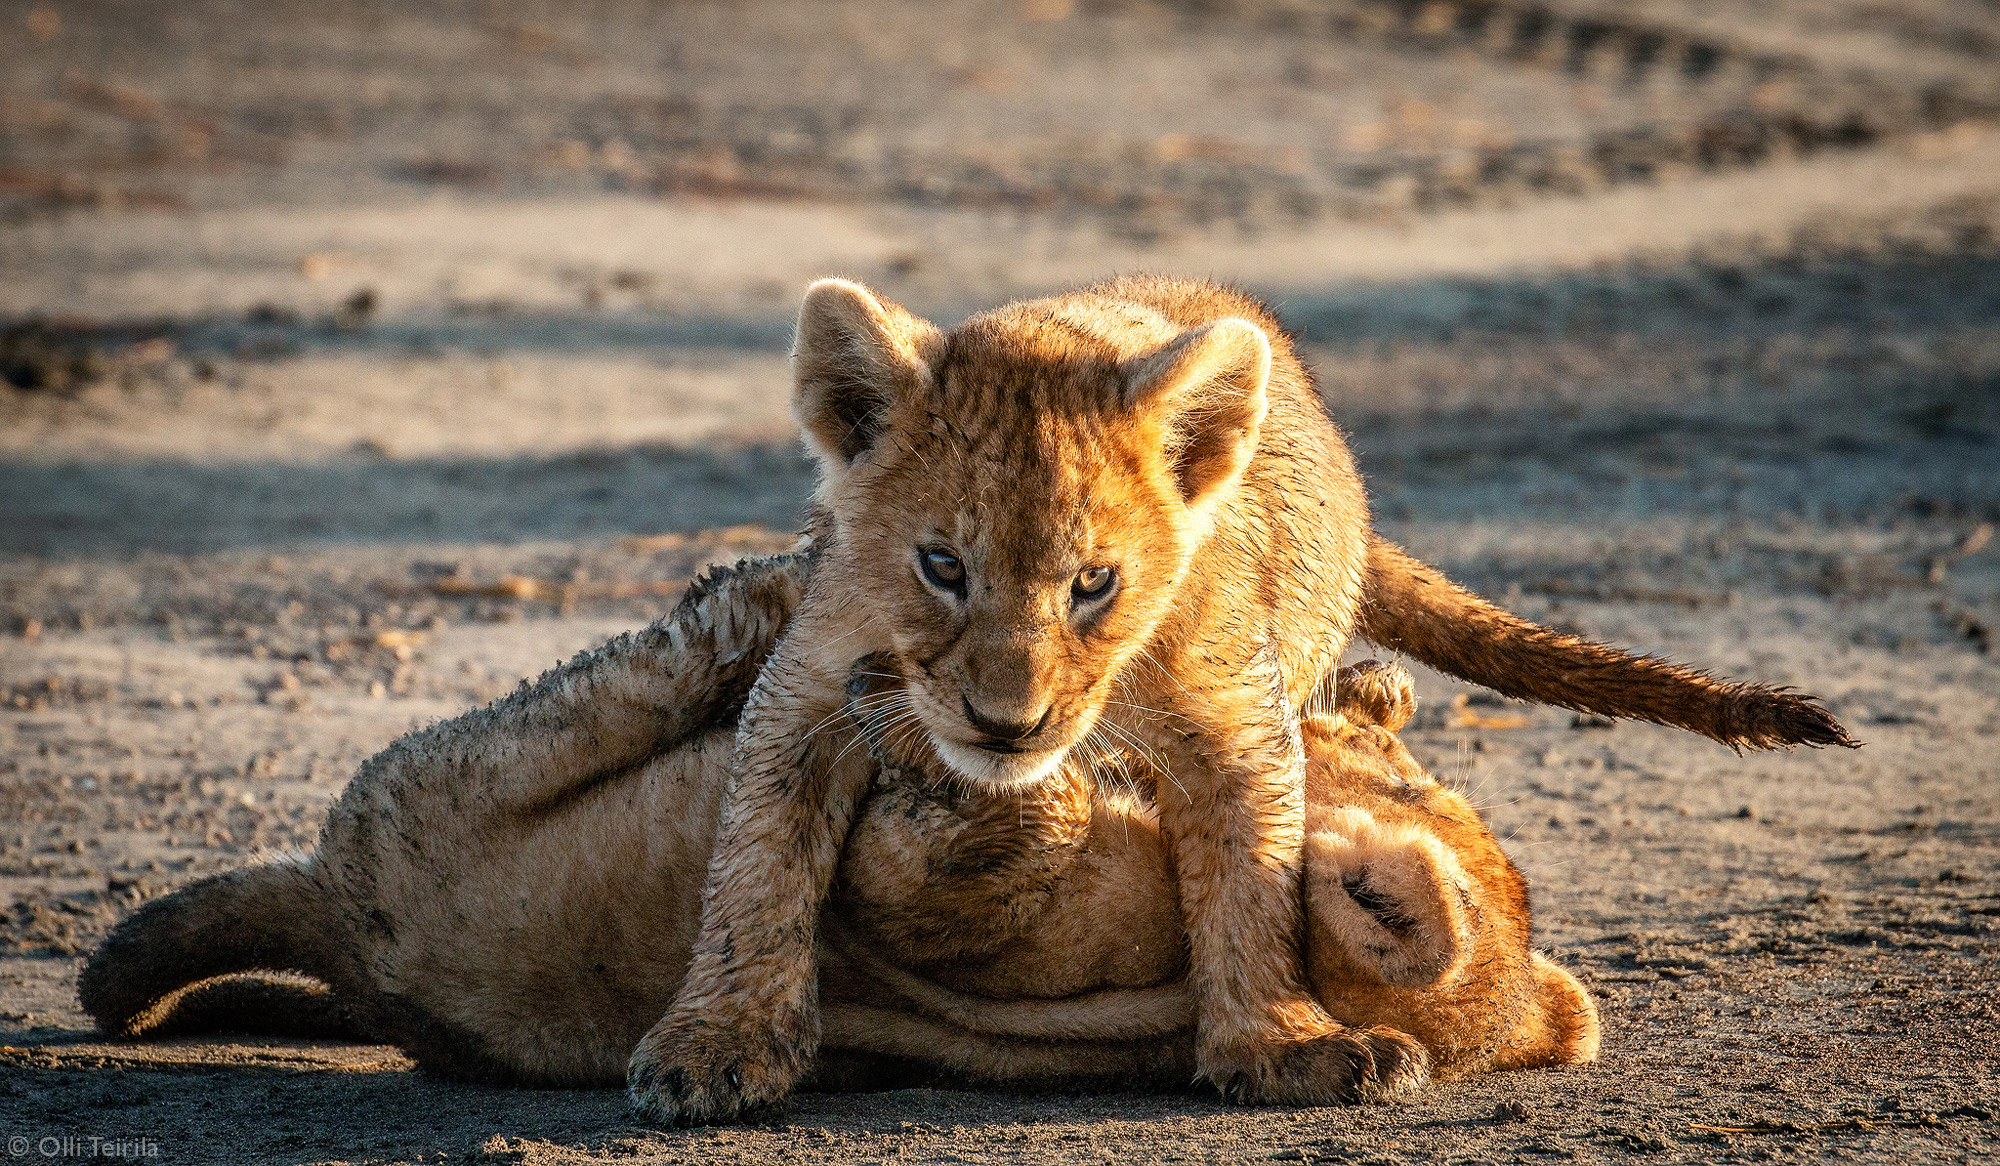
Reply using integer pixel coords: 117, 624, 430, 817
80, 860, 351, 1040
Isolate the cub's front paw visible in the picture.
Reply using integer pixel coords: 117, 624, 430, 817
627, 1016, 806, 1127
1204, 1025, 1428, 1106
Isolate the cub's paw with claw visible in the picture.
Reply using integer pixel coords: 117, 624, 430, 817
1204, 1024, 1428, 1106
627, 1014, 808, 1127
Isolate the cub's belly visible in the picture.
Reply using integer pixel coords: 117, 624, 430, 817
366, 728, 736, 1081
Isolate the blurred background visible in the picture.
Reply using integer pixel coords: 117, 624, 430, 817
1, 3, 1997, 1163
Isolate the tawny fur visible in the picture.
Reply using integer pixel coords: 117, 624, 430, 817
78, 554, 1593, 1092
633, 276, 1844, 1125
1358, 539, 1853, 750
82, 277, 1841, 1118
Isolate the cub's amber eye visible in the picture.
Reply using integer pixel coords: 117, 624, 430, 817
1073, 565, 1116, 600
918, 548, 966, 592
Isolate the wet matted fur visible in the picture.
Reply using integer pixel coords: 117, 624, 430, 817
85, 277, 1847, 1119
631, 276, 1848, 1124
80, 552, 1593, 1094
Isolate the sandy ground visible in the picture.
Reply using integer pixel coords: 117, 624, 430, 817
2, 1, 1997, 1163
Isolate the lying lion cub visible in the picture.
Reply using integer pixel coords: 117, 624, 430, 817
81, 553, 1592, 1092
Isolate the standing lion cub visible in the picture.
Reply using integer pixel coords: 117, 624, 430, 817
631, 276, 1848, 1124
635, 275, 1396, 1122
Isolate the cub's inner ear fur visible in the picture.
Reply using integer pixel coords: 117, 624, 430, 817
1307, 822, 1476, 991
792, 278, 945, 473
1120, 317, 1272, 510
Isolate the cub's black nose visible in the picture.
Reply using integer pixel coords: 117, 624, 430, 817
962, 696, 1048, 745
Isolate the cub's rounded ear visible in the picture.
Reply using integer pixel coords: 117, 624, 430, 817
1305, 820, 1474, 991
792, 279, 944, 474
1120, 318, 1271, 510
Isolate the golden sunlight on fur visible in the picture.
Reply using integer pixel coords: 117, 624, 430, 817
80, 555, 1593, 1095
635, 275, 1841, 1124
84, 277, 1842, 1125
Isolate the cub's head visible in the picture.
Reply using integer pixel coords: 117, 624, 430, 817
793, 278, 1271, 789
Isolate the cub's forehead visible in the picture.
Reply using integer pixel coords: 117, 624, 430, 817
902, 354, 1143, 475
869, 438, 1146, 565
936, 315, 1130, 406
857, 305, 1178, 557
957, 454, 1169, 570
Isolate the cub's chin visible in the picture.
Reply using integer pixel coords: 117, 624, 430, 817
929, 737, 1070, 791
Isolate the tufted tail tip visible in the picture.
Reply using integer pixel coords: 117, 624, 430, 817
1725, 688, 1859, 752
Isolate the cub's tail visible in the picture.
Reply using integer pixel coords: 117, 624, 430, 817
78, 860, 349, 1039
1358, 536, 1856, 751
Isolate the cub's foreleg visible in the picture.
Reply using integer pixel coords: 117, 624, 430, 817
626, 601, 879, 1126
1145, 647, 1425, 1105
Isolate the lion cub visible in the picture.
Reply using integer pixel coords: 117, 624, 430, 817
635, 276, 1408, 1122
634, 276, 1848, 1124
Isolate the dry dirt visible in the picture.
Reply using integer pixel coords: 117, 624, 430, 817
1, 1, 1997, 1163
